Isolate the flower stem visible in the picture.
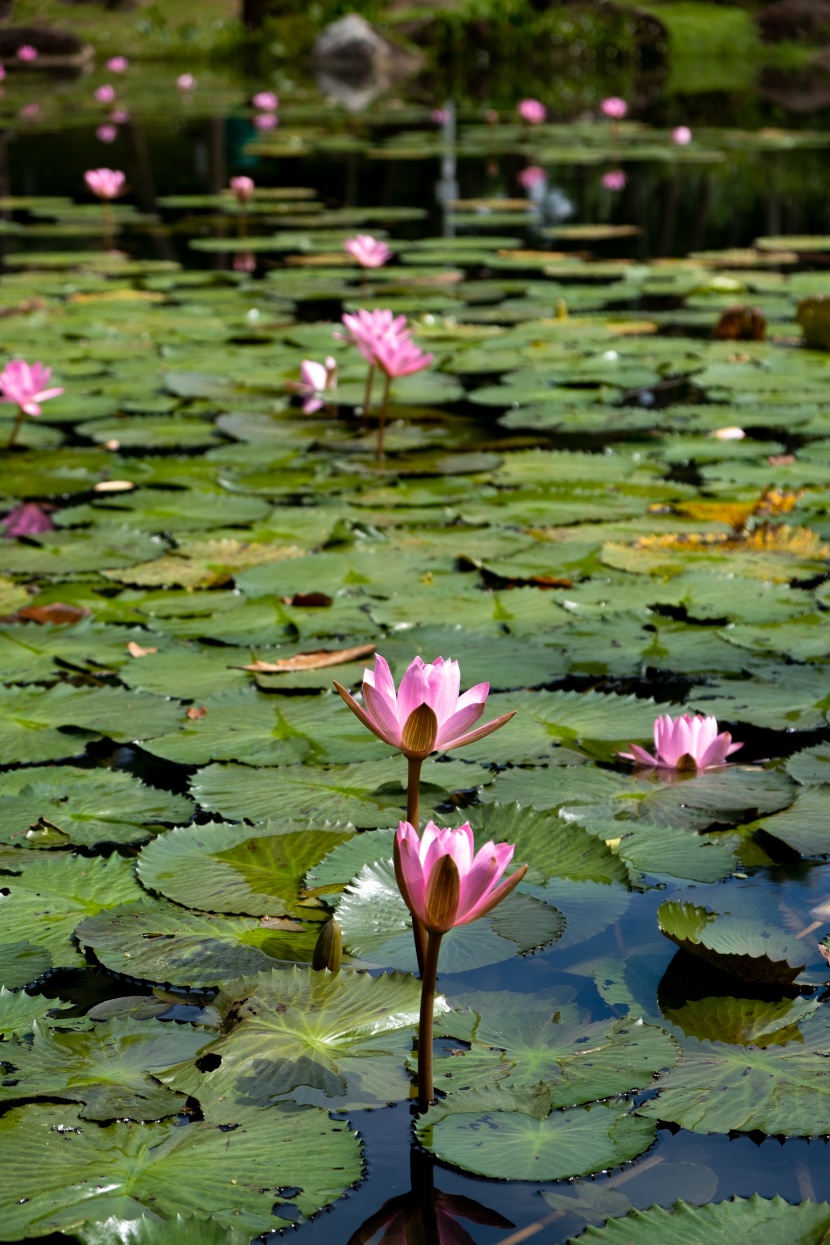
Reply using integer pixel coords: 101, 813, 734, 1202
417, 930, 443, 1109
406, 756, 428, 977
377, 371, 391, 461
6, 407, 24, 450
361, 364, 375, 432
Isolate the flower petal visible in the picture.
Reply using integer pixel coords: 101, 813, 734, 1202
435, 701, 485, 750
440, 710, 516, 753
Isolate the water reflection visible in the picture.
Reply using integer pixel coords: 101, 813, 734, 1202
346, 1149, 513, 1245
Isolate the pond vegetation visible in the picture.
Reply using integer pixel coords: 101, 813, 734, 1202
2, 3, 830, 1242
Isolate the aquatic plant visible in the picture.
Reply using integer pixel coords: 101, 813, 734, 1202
396, 819, 527, 1106
290, 356, 337, 413
601, 96, 628, 118
620, 713, 743, 771
0, 360, 63, 449
344, 234, 392, 269
106, 56, 128, 72
518, 97, 546, 123
251, 90, 278, 110
94, 85, 116, 104
673, 124, 692, 144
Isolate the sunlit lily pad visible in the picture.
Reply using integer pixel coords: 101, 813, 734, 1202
568, 1196, 830, 1243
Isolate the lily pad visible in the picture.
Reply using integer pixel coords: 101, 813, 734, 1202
568, 1196, 830, 1244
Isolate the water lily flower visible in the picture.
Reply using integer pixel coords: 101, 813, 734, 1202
339, 308, 408, 354
601, 96, 628, 119
518, 98, 546, 123
431, 107, 449, 123
95, 84, 115, 104
713, 425, 745, 440
291, 356, 337, 413
602, 169, 627, 191
396, 820, 527, 935
233, 251, 256, 273
110, 108, 129, 124
519, 165, 546, 190
252, 90, 278, 110
17, 45, 38, 62
84, 168, 125, 199
334, 654, 515, 761
19, 103, 40, 120
673, 125, 692, 145
0, 360, 63, 417
620, 713, 743, 771
96, 125, 117, 144
177, 73, 196, 91
0, 67, 6, 81
254, 112, 278, 130
229, 175, 255, 205
3, 502, 53, 537
344, 234, 392, 269
106, 56, 128, 72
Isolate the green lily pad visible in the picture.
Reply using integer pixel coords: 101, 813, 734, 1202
0, 1100, 361, 1237
567, 1196, 830, 1244
657, 893, 806, 985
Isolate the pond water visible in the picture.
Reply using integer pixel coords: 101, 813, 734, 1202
2, 39, 830, 1245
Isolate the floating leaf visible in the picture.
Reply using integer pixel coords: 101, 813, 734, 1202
568, 1196, 830, 1244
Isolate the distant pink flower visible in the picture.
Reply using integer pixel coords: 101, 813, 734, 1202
252, 90, 278, 110
290, 356, 337, 414
19, 103, 40, 120
95, 84, 116, 104
96, 125, 117, 144
229, 175, 255, 205
177, 73, 196, 91
106, 56, 129, 73
601, 97, 628, 119
431, 108, 449, 124
17, 45, 38, 62
254, 112, 278, 130
344, 234, 392, 269
620, 713, 743, 771
334, 654, 515, 761
338, 308, 408, 356
602, 170, 626, 191
396, 820, 527, 935
3, 502, 53, 538
518, 98, 546, 124
518, 165, 545, 190
0, 360, 63, 418
0, 67, 6, 82
233, 251, 256, 273
84, 168, 125, 200
110, 108, 129, 124
673, 125, 692, 145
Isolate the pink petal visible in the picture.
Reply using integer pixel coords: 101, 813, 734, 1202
397, 658, 430, 722
620, 743, 658, 766
436, 701, 485, 749
455, 851, 503, 923
440, 710, 516, 753
332, 681, 397, 748
456, 681, 489, 711
362, 682, 402, 746
425, 657, 460, 724
397, 825, 426, 916
370, 654, 397, 706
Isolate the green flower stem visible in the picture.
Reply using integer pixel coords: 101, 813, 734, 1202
417, 929, 443, 1109
6, 406, 24, 450
361, 364, 375, 431
377, 371, 391, 461
406, 756, 428, 977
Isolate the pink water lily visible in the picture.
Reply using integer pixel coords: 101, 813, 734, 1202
106, 57, 128, 73
602, 169, 626, 191
672, 125, 692, 145
519, 165, 545, 190
601, 96, 628, 119
96, 125, 117, 144
339, 308, 408, 355
177, 73, 196, 91
396, 820, 527, 935
17, 45, 37, 62
254, 112, 278, 130
3, 502, 53, 537
518, 98, 546, 123
229, 175, 255, 204
0, 360, 63, 417
84, 168, 125, 200
291, 356, 337, 413
344, 234, 392, 269
252, 90, 278, 110
95, 84, 115, 104
334, 654, 514, 760
619, 713, 743, 771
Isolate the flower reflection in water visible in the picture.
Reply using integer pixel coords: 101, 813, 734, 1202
346, 1150, 513, 1245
